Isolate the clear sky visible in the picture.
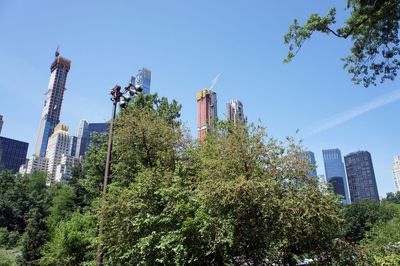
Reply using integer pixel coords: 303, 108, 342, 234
1, 0, 399, 197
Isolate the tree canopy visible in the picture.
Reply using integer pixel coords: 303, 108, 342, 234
1, 94, 400, 265
285, 0, 400, 87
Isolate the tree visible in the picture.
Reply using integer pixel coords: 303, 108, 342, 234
101, 109, 343, 265
385, 191, 400, 204
47, 184, 76, 231
39, 212, 97, 266
20, 172, 51, 265
284, 0, 400, 87
359, 204, 400, 265
341, 199, 395, 243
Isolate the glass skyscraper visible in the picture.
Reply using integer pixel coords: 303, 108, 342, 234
35, 50, 71, 157
322, 149, 350, 204
0, 136, 28, 173
75, 119, 109, 157
131, 67, 151, 94
345, 151, 380, 202
305, 151, 317, 177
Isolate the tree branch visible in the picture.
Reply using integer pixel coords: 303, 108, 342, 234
327, 0, 387, 39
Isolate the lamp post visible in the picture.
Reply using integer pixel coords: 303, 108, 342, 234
96, 83, 142, 266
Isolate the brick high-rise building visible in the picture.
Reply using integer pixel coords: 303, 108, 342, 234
344, 151, 380, 202
196, 89, 217, 140
35, 49, 71, 157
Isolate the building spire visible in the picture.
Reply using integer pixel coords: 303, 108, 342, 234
55, 45, 60, 57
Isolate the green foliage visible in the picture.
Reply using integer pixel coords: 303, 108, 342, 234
47, 184, 76, 231
360, 204, 400, 265
21, 207, 50, 265
385, 191, 400, 204
285, 0, 400, 87
78, 132, 108, 203
111, 94, 187, 186
40, 211, 97, 266
102, 115, 342, 264
0, 171, 30, 232
0, 227, 20, 248
0, 247, 19, 266
4, 94, 399, 264
342, 199, 395, 243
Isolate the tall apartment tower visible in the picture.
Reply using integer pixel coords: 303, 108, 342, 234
322, 149, 350, 204
131, 67, 151, 94
35, 49, 71, 157
197, 89, 217, 140
344, 151, 380, 202
0, 115, 3, 135
393, 155, 400, 192
226, 100, 244, 124
45, 124, 71, 184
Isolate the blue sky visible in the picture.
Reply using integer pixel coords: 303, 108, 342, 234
1, 0, 399, 197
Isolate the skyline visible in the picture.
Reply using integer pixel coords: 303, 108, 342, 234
1, 0, 399, 196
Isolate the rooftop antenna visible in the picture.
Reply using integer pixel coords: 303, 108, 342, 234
209, 73, 221, 91
55, 45, 60, 57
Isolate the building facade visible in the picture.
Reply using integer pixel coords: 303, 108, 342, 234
55, 154, 80, 182
344, 151, 380, 202
197, 89, 217, 140
0, 136, 28, 173
226, 100, 244, 124
322, 149, 350, 204
0, 115, 3, 135
75, 120, 109, 157
19, 154, 48, 175
69, 136, 77, 157
45, 124, 71, 184
35, 50, 71, 157
305, 151, 317, 177
131, 67, 151, 94
393, 155, 400, 192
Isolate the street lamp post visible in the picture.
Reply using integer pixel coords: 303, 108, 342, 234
96, 83, 142, 266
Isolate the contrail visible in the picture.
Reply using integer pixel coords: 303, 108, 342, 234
304, 89, 400, 137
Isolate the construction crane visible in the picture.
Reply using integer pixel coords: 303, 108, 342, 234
209, 73, 221, 91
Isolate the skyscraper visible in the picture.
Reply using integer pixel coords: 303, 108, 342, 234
75, 119, 109, 158
75, 119, 89, 157
131, 67, 151, 94
0, 136, 28, 173
69, 136, 77, 157
45, 124, 71, 184
344, 151, 380, 202
322, 149, 350, 204
0, 115, 3, 135
305, 151, 317, 177
35, 49, 71, 157
393, 155, 400, 192
197, 89, 217, 140
226, 100, 244, 124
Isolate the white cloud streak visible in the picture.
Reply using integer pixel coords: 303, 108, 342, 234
305, 89, 400, 137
